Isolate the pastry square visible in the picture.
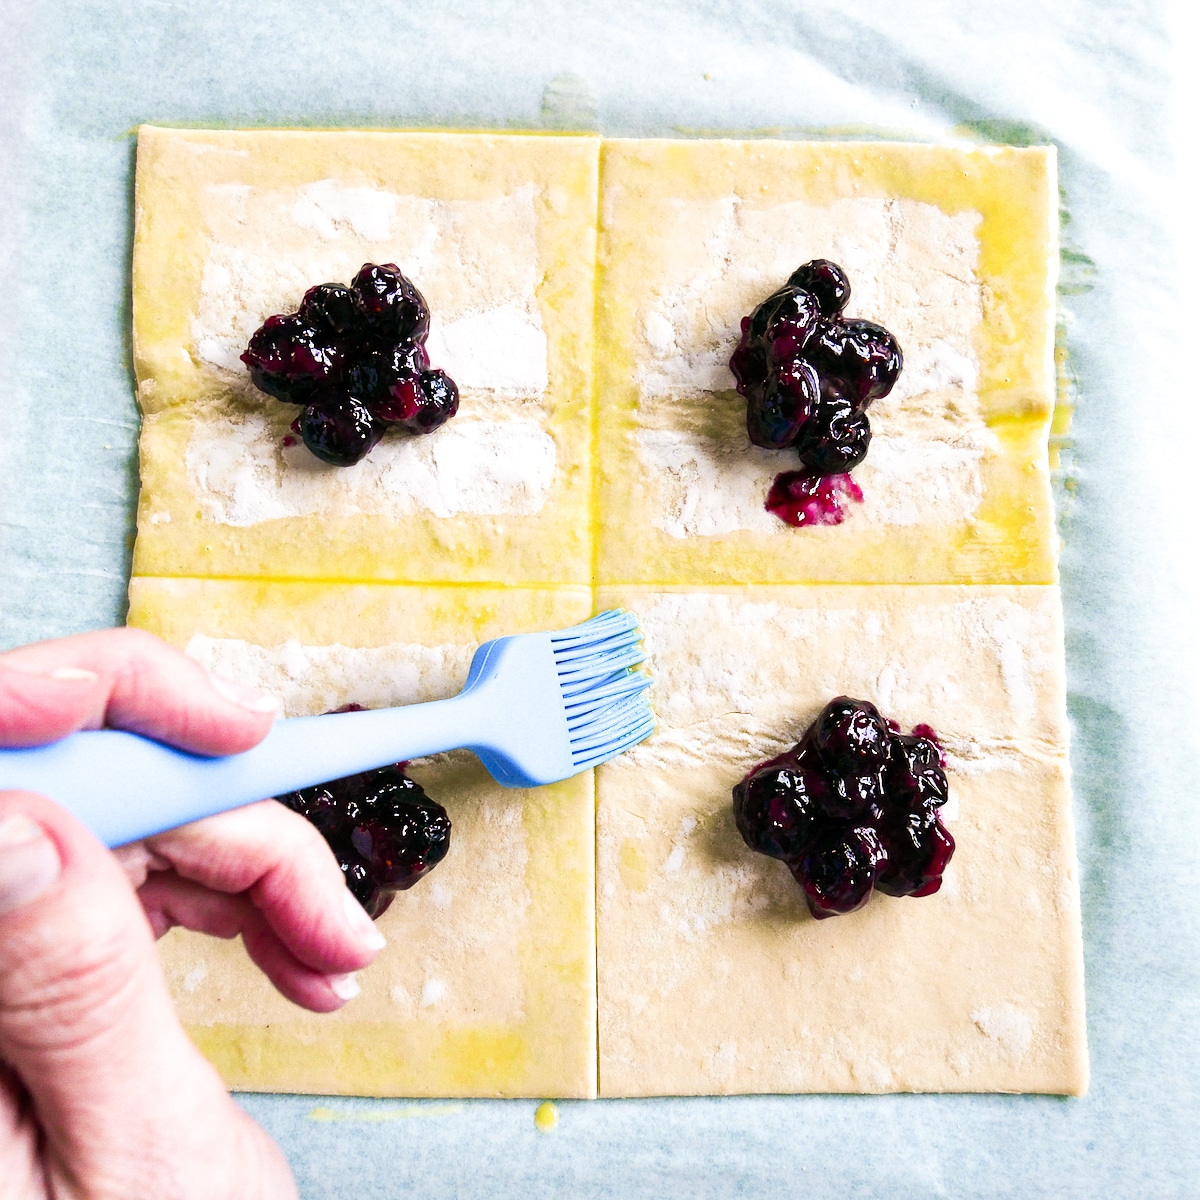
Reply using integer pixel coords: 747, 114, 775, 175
595, 139, 1059, 586
127, 578, 597, 1098
594, 584, 1087, 1096
131, 127, 599, 585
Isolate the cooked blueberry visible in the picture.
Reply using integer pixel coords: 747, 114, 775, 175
762, 289, 823, 364
874, 810, 955, 898
806, 318, 902, 408
343, 348, 388, 401
351, 765, 429, 816
832, 764, 886, 820
352, 263, 430, 341
812, 697, 892, 775
747, 285, 802, 341
730, 333, 769, 396
345, 341, 430, 409
910, 724, 947, 766
241, 314, 343, 404
794, 825, 886, 920
794, 397, 872, 475
729, 262, 900, 523
786, 259, 851, 317
283, 784, 342, 836
350, 805, 452, 890
374, 376, 422, 424
244, 264, 457, 466
402, 370, 460, 434
787, 743, 880, 821
278, 743, 451, 921
733, 758, 828, 860
746, 360, 818, 449
299, 394, 385, 466
299, 283, 365, 335
886, 733, 950, 813
340, 857, 383, 914
733, 698, 954, 917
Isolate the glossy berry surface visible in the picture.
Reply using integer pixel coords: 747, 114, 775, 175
352, 263, 431, 342
404, 370, 460, 433
300, 283, 364, 335
241, 263, 457, 465
733, 755, 827, 860
746, 361, 818, 449
795, 825, 886, 919
299, 394, 384, 466
243, 315, 343, 405
761, 289, 823, 364
729, 260, 902, 524
792, 396, 872, 475
278, 734, 451, 919
805, 319, 904, 408
812, 696, 892, 774
786, 259, 851, 317
732, 696, 954, 919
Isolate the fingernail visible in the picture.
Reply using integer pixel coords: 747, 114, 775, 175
329, 972, 361, 1001
0, 661, 98, 682
207, 670, 281, 715
343, 890, 387, 952
0, 815, 62, 914
48, 667, 99, 682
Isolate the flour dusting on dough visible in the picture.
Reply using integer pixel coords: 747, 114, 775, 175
185, 407, 558, 526
193, 182, 549, 395
972, 1005, 1035, 1060
634, 196, 992, 536
184, 634, 473, 717
621, 588, 1066, 775
186, 181, 557, 527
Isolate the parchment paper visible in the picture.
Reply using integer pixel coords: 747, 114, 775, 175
0, 1, 1196, 1195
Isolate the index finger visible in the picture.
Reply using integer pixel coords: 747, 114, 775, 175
0, 627, 279, 755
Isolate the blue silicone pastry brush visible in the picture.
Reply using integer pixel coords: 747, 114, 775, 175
0, 610, 654, 848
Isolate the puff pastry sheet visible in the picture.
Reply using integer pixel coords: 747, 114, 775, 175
128, 129, 1084, 1099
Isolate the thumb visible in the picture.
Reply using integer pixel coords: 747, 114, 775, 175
0, 791, 293, 1198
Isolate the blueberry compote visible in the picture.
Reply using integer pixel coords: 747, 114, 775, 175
241, 264, 458, 466
733, 697, 953, 919
276, 709, 451, 918
730, 260, 902, 527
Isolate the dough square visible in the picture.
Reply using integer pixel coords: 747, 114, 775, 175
595, 139, 1060, 586
130, 127, 600, 586
128, 578, 597, 1098
594, 584, 1087, 1096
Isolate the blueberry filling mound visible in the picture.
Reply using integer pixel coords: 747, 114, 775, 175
277, 713, 451, 919
241, 264, 458, 467
729, 260, 902, 527
733, 697, 953, 919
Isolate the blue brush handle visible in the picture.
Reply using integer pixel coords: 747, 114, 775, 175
0, 694, 487, 848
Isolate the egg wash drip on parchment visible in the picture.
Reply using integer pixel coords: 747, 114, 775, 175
185, 181, 558, 526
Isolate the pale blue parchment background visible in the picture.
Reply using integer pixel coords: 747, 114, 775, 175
0, 1, 1197, 1195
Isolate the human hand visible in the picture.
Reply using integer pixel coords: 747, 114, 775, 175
0, 629, 387, 1199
